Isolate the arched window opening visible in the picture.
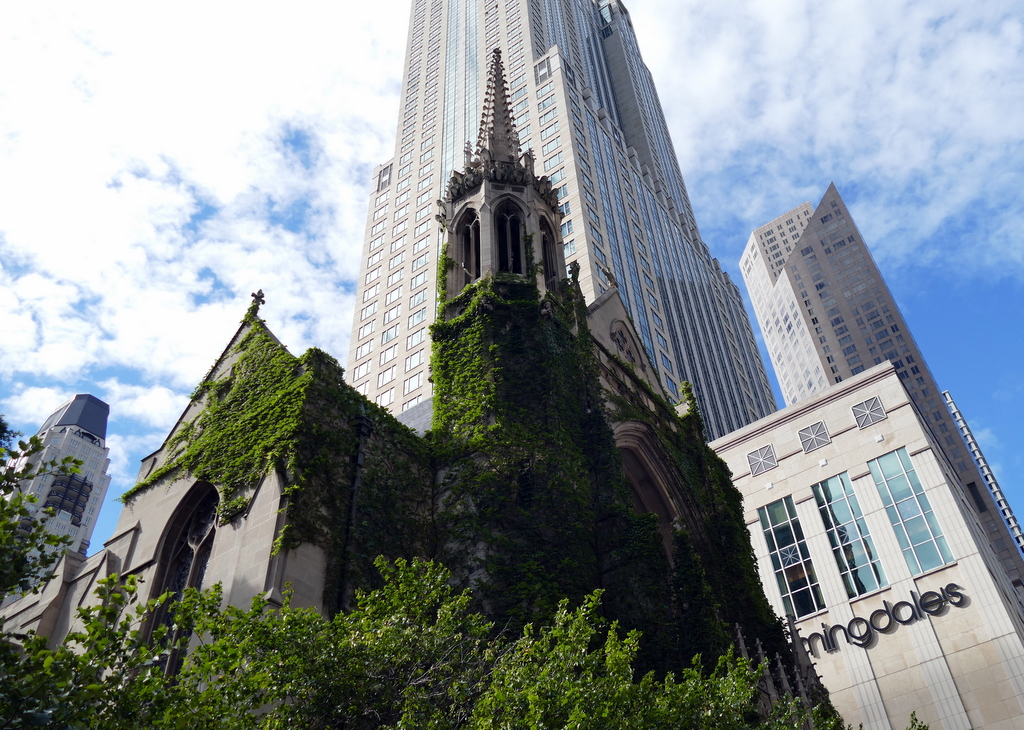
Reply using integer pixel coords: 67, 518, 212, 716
152, 483, 219, 674
495, 203, 524, 274
540, 218, 557, 289
458, 210, 481, 288
620, 446, 674, 557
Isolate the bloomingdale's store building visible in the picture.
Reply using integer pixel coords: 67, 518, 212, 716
711, 364, 1024, 730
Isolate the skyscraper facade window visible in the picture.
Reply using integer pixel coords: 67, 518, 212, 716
10, 394, 112, 557
348, 0, 775, 439
741, 183, 1024, 586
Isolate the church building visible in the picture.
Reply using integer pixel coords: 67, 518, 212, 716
2, 51, 819, 708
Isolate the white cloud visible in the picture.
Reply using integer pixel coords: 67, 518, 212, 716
972, 426, 1002, 454
629, 0, 1024, 272
98, 379, 189, 430
0, 0, 409, 391
102, 431, 166, 499
1, 386, 79, 431
3, 0, 1023, 550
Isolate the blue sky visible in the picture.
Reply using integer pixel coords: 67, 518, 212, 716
1, 0, 1021, 554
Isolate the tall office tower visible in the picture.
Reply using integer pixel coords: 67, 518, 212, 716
741, 183, 1024, 586
13, 395, 111, 557
348, 0, 775, 439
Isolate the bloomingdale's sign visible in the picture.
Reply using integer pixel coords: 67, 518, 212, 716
798, 583, 966, 657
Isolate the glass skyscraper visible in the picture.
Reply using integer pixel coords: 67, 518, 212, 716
741, 183, 1024, 585
348, 0, 775, 439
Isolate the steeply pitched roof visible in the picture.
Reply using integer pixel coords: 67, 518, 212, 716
475, 48, 521, 163
39, 395, 109, 439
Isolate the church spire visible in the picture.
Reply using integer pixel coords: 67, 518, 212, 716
442, 46, 557, 210
475, 48, 521, 163
437, 48, 566, 303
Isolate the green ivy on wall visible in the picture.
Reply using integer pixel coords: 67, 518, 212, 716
122, 302, 435, 615
122, 277, 795, 678
428, 271, 775, 674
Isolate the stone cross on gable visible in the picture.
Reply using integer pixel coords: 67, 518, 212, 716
251, 289, 265, 306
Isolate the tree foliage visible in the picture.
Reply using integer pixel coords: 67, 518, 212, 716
1, 574, 183, 729
1, 556, 930, 729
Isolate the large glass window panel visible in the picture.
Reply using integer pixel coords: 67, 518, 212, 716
869, 447, 953, 574
888, 474, 913, 502
813, 472, 887, 598
758, 495, 825, 618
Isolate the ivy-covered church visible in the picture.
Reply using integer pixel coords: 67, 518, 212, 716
4, 50, 820, 699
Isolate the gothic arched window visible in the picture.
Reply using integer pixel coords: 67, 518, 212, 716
540, 217, 557, 289
495, 202, 524, 275
151, 482, 219, 673
458, 209, 481, 288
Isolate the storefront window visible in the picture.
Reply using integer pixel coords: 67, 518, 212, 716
758, 496, 825, 618
869, 448, 953, 575
813, 472, 887, 597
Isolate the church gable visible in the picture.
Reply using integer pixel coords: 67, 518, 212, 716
115, 296, 435, 613
586, 283, 666, 399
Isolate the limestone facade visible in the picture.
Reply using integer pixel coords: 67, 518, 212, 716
712, 363, 1024, 729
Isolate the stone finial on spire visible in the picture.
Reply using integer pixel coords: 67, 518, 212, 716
475, 48, 521, 163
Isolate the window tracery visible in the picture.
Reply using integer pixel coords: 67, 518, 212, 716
611, 322, 638, 365
495, 202, 524, 274
457, 209, 481, 289
152, 483, 219, 674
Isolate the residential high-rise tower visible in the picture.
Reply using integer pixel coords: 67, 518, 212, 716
13, 394, 111, 557
347, 0, 775, 439
740, 183, 1024, 587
